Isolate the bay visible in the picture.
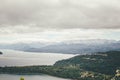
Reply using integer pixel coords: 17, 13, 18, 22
0, 49, 75, 66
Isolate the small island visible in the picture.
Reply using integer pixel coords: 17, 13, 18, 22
0, 51, 3, 55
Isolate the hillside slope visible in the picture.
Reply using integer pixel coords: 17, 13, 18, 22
54, 51, 120, 75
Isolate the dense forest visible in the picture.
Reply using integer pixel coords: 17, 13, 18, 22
55, 51, 120, 75
0, 51, 120, 80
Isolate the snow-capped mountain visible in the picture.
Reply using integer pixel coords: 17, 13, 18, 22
0, 39, 120, 54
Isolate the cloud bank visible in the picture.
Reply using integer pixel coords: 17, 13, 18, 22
0, 29, 120, 43
0, 0, 120, 33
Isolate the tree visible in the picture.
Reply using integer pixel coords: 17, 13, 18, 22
20, 77, 24, 80
111, 69, 120, 80
116, 69, 120, 77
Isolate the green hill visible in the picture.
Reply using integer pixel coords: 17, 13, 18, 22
54, 51, 120, 75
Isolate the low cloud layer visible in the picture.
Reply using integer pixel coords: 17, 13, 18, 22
0, 0, 120, 33
0, 29, 120, 43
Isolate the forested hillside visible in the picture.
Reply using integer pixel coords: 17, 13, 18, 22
55, 51, 120, 75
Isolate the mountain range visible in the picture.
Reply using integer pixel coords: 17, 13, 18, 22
0, 39, 120, 54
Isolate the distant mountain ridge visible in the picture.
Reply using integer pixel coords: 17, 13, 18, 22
0, 39, 120, 54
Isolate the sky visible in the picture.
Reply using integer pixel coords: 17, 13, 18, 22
0, 0, 120, 43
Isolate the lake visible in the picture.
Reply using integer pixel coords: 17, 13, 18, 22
0, 49, 75, 80
0, 49, 76, 66
0, 74, 71, 80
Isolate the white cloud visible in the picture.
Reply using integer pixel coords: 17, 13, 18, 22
0, 0, 120, 43
0, 29, 120, 43
0, 0, 120, 34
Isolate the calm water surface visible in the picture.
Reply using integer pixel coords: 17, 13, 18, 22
0, 49, 76, 66
0, 74, 71, 80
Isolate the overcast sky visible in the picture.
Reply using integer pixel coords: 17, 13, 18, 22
0, 0, 120, 43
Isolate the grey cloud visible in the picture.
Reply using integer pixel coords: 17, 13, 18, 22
0, 0, 120, 33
